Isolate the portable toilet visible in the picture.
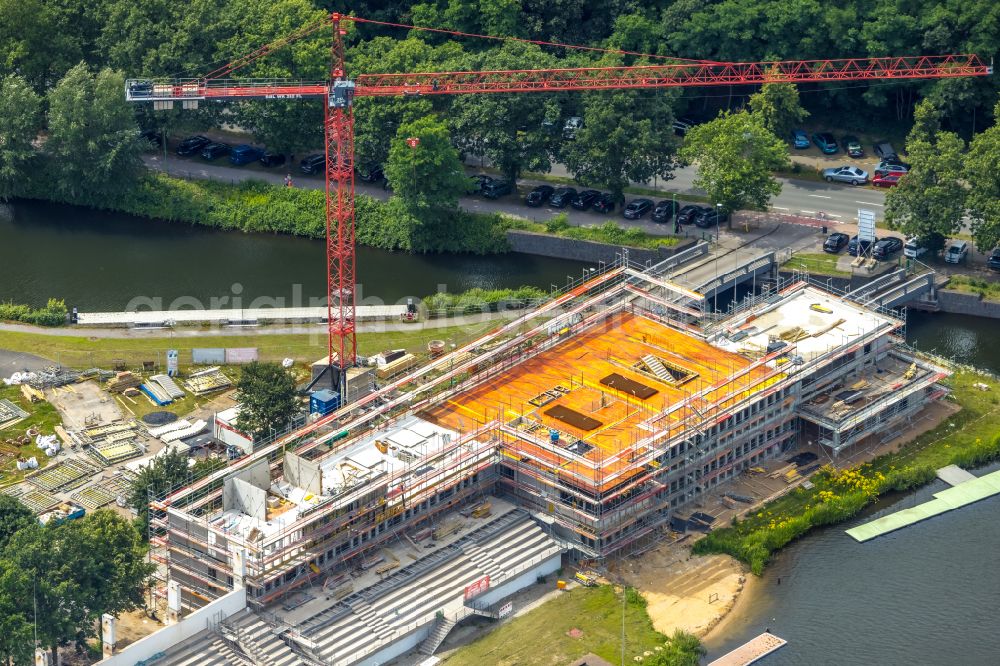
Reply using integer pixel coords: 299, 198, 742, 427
310, 389, 340, 416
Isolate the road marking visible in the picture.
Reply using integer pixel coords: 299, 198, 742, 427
800, 210, 816, 214
808, 194, 832, 199
856, 201, 884, 207
773, 206, 789, 211
826, 213, 842, 218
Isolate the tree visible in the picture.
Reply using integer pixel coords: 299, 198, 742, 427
45, 64, 145, 204
449, 41, 562, 183
0, 561, 34, 666
129, 447, 192, 537
679, 110, 789, 223
0, 495, 35, 554
0, 75, 42, 201
562, 85, 680, 203
234, 361, 299, 440
885, 129, 966, 255
749, 82, 808, 142
385, 115, 471, 210
966, 101, 1000, 252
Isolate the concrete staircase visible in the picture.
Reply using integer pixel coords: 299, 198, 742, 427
348, 600, 396, 640
418, 615, 457, 656
642, 354, 672, 381
462, 542, 505, 581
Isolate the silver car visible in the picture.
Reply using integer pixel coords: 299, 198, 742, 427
822, 165, 869, 185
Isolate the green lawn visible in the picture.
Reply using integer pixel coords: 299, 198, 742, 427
944, 275, 1000, 301
781, 252, 849, 277
694, 368, 1000, 573
0, 323, 488, 372
443, 585, 668, 666
0, 384, 63, 486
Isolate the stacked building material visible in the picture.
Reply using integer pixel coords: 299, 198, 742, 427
184, 367, 232, 395
151, 374, 186, 400
106, 371, 142, 393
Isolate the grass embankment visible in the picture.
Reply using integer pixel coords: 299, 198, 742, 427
781, 252, 850, 277
944, 275, 1000, 301
0, 324, 485, 371
694, 369, 1000, 574
512, 215, 682, 250
0, 384, 63, 485
443, 585, 701, 666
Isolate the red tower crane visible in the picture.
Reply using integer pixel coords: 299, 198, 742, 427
126, 13, 991, 398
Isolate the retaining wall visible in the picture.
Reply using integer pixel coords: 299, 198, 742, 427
506, 230, 698, 265
935, 289, 1000, 318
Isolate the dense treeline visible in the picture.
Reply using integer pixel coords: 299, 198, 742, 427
0, 495, 153, 665
1, 0, 999, 247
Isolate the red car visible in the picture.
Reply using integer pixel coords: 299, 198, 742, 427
873, 171, 905, 187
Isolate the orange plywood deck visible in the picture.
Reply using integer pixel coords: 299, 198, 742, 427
422, 312, 775, 487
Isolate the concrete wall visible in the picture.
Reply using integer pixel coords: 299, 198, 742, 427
506, 230, 698, 265
935, 289, 1000, 318
97, 588, 247, 666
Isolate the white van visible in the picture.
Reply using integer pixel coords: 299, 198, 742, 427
945, 240, 969, 264
903, 236, 927, 259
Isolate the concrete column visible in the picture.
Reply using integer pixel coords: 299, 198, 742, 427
166, 579, 182, 625
101, 614, 117, 658
232, 547, 247, 590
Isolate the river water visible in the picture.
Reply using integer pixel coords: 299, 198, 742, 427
0, 200, 589, 311
4, 201, 999, 663
704, 312, 1000, 664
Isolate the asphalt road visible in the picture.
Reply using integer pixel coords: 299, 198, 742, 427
144, 153, 886, 233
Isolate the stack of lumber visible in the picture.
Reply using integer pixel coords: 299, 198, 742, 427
106, 372, 141, 393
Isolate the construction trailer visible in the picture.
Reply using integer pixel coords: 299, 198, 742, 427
151, 258, 949, 613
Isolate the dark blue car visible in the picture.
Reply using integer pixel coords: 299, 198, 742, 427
230, 145, 264, 166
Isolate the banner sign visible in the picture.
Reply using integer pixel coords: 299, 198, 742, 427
464, 575, 490, 600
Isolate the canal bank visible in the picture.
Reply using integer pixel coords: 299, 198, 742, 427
0, 200, 590, 311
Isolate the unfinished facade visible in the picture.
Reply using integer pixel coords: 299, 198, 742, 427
153, 262, 949, 615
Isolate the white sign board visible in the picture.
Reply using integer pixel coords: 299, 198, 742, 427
858, 209, 877, 243
166, 349, 179, 377
498, 601, 513, 619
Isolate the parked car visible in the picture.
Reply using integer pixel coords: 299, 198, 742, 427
622, 198, 654, 219
652, 200, 679, 223
873, 141, 898, 160
525, 185, 554, 207
903, 236, 928, 259
841, 135, 864, 158
822, 165, 869, 185
673, 117, 696, 136
357, 164, 384, 182
563, 116, 583, 139
128, 80, 153, 97
229, 144, 264, 166
140, 129, 163, 148
823, 232, 850, 253
549, 187, 577, 208
872, 171, 905, 187
481, 179, 513, 199
299, 153, 326, 174
791, 129, 810, 149
260, 152, 286, 168
694, 207, 728, 228
176, 135, 210, 156
945, 240, 969, 264
812, 132, 838, 154
987, 248, 1000, 271
200, 142, 231, 160
676, 205, 705, 225
592, 192, 615, 214
571, 189, 601, 210
875, 159, 911, 175
848, 235, 878, 256
872, 237, 904, 260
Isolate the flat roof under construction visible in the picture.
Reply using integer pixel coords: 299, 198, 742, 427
423, 312, 777, 489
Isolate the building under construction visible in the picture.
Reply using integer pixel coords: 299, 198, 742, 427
148, 259, 948, 663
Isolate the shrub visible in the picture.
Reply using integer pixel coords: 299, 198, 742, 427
0, 299, 67, 326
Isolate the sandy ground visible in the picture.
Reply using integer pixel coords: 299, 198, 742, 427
615, 542, 746, 639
